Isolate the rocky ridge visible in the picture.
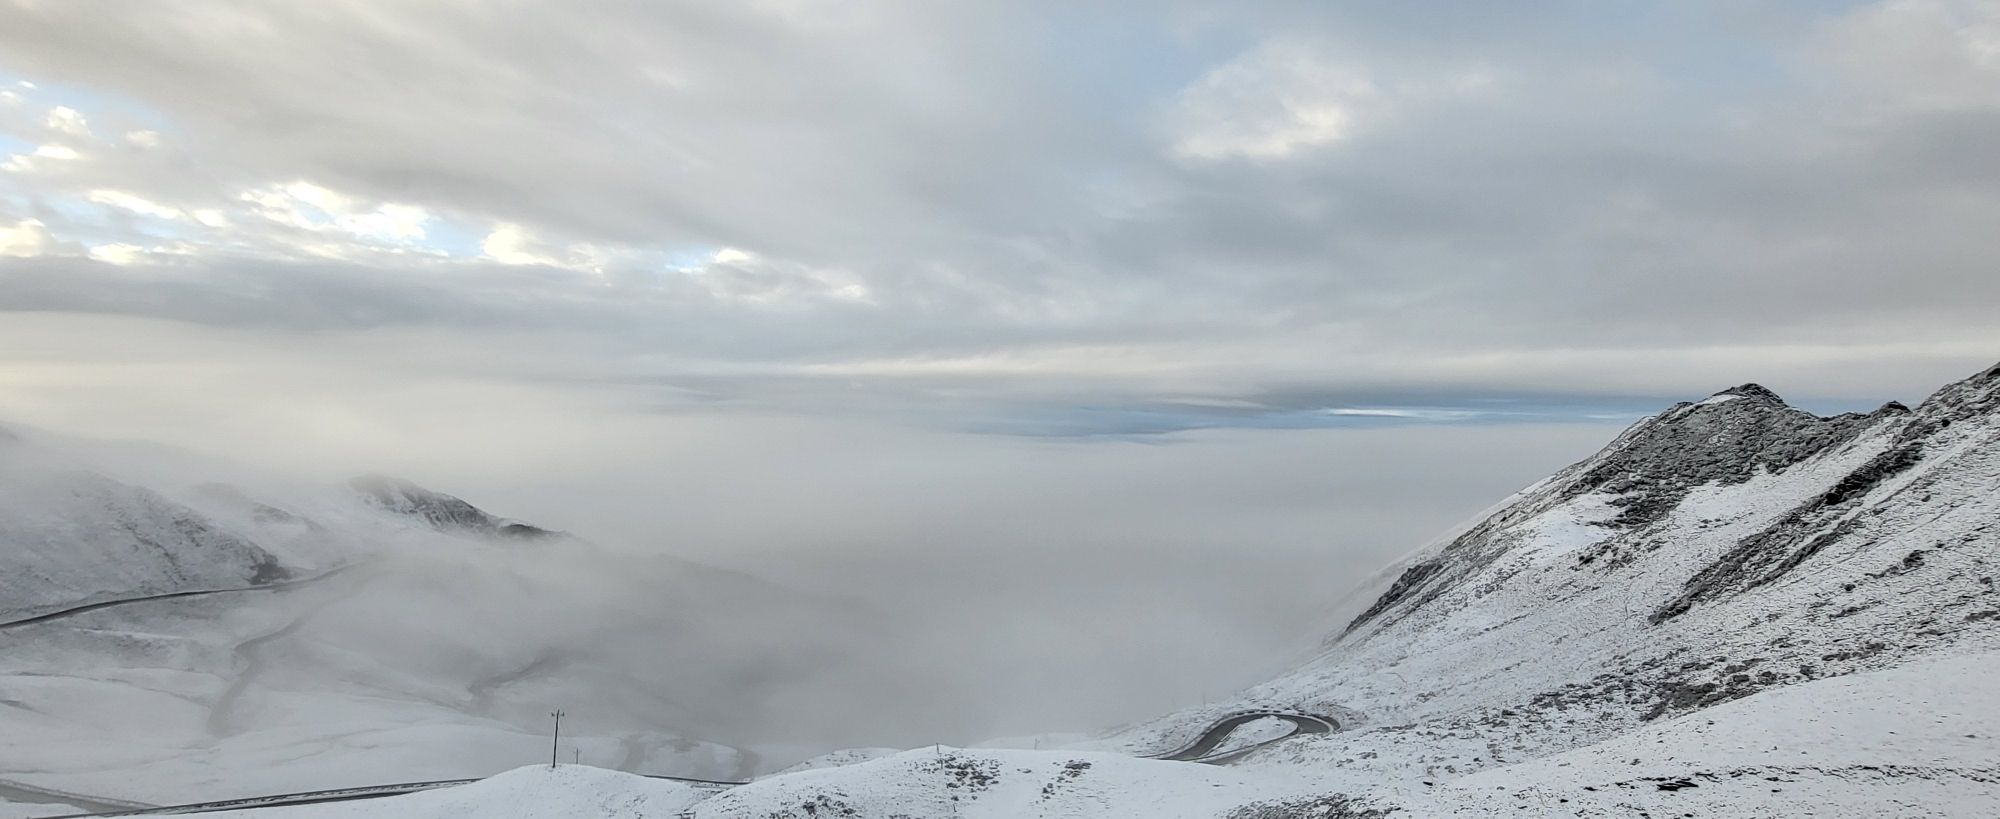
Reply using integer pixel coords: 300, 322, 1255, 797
350, 474, 561, 541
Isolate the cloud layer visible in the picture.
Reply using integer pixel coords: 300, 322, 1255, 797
1, 0, 1997, 423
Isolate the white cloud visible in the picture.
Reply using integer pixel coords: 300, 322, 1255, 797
45, 105, 90, 137
1169, 43, 1381, 161
712, 246, 755, 265
2, 144, 82, 172
125, 129, 162, 149
240, 181, 431, 244
480, 222, 566, 267
87, 189, 182, 220
87, 243, 146, 265
1324, 407, 1485, 422
86, 242, 194, 265
478, 222, 624, 272
0, 218, 56, 257
278, 180, 343, 211
344, 202, 430, 243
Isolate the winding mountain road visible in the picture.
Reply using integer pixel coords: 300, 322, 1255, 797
1148, 711, 1338, 763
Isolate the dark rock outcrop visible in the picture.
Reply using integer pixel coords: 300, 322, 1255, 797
1653, 360, 2000, 623
1563, 386, 1890, 529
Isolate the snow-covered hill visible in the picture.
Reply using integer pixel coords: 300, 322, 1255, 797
0, 434, 290, 622
0, 435, 883, 817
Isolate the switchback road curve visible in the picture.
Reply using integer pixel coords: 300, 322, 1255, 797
1148, 711, 1339, 764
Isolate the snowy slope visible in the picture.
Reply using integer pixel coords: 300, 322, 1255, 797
0, 434, 290, 621
168, 765, 708, 819
1406, 650, 2000, 817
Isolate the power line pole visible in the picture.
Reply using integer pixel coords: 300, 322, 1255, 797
550, 709, 565, 770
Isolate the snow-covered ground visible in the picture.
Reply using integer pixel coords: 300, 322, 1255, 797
113, 648, 1996, 819
172, 766, 708, 819
1411, 650, 2000, 817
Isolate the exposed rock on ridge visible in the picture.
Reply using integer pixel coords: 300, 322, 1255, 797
350, 474, 560, 541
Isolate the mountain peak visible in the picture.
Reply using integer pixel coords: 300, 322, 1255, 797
1715, 383, 1785, 404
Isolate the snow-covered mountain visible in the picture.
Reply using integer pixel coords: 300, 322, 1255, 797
669, 361, 2000, 817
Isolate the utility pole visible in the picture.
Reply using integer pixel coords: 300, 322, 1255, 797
550, 709, 565, 769
573, 747, 581, 765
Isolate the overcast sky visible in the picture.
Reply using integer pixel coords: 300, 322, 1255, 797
3, 0, 2000, 742
3, 0, 1998, 435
